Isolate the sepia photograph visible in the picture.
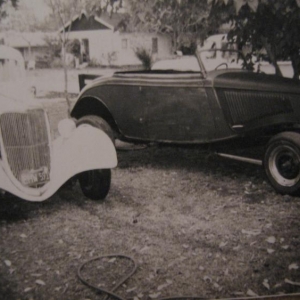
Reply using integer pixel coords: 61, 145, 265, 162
0, 0, 299, 299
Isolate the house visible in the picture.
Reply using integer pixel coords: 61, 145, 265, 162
0, 31, 56, 68
60, 12, 173, 67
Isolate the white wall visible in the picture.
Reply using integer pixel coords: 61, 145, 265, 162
67, 30, 172, 67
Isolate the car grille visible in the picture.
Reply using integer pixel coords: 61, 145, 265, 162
0, 109, 51, 187
221, 90, 293, 124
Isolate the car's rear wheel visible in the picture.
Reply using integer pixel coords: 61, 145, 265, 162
78, 169, 111, 200
76, 115, 114, 200
264, 132, 300, 195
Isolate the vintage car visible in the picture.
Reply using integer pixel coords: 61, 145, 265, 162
72, 48, 300, 196
0, 45, 117, 201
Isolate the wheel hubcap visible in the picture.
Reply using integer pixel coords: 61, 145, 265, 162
269, 146, 300, 187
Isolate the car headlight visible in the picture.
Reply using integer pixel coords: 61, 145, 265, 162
58, 118, 76, 138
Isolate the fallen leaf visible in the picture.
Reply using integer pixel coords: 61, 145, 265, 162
108, 258, 116, 263
282, 245, 289, 250
280, 238, 285, 243
219, 241, 227, 248
247, 289, 258, 297
289, 263, 299, 270
285, 278, 300, 286
4, 260, 11, 267
182, 244, 189, 249
20, 233, 27, 238
242, 229, 261, 236
149, 292, 161, 299
24, 287, 32, 293
224, 268, 229, 276
126, 287, 137, 293
35, 279, 46, 286
267, 249, 275, 254
266, 236, 276, 244
263, 279, 270, 290
157, 284, 168, 291
199, 266, 205, 271
203, 276, 212, 283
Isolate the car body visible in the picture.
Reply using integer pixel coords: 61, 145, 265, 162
72, 48, 300, 196
0, 45, 117, 201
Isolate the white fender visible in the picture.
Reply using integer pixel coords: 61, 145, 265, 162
0, 125, 117, 201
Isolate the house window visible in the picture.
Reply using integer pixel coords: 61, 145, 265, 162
122, 39, 128, 49
152, 38, 158, 54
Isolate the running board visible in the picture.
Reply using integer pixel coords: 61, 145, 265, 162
216, 152, 263, 166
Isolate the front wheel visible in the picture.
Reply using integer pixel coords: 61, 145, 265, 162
78, 169, 111, 200
264, 132, 300, 195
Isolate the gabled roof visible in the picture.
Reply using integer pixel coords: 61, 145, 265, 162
59, 11, 125, 33
0, 31, 56, 48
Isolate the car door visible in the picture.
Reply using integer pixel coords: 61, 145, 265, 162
142, 74, 216, 142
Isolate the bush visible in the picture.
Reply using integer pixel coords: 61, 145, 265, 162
134, 47, 152, 70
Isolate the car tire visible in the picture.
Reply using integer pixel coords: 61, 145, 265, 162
76, 115, 114, 143
264, 132, 300, 195
78, 169, 111, 200
76, 115, 114, 201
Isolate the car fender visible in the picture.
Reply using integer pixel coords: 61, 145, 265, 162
0, 125, 117, 202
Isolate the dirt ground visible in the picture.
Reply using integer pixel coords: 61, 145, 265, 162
0, 68, 300, 300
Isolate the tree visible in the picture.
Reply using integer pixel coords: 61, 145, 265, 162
208, 0, 300, 79
45, 0, 123, 115
125, 0, 209, 53
0, 0, 18, 21
0, 1, 41, 62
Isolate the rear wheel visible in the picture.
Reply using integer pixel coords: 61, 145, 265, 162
76, 115, 114, 200
264, 132, 300, 195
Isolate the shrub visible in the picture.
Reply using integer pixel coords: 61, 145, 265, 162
134, 47, 152, 70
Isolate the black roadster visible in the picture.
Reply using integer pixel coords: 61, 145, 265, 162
72, 49, 300, 196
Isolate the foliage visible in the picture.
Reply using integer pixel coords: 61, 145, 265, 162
208, 0, 300, 79
0, 0, 18, 20
134, 47, 152, 69
126, 0, 209, 52
66, 39, 81, 57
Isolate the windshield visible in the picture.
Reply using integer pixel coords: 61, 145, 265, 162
197, 49, 249, 72
152, 55, 201, 72
0, 58, 25, 83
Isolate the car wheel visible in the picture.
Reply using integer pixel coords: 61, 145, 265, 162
76, 115, 114, 200
76, 115, 114, 143
78, 169, 111, 200
264, 132, 300, 195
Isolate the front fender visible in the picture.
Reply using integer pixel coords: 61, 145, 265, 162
0, 125, 117, 202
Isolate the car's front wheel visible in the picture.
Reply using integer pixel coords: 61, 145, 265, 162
264, 132, 300, 195
78, 169, 111, 200
76, 115, 114, 200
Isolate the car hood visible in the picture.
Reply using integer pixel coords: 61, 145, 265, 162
208, 70, 300, 94
0, 81, 40, 113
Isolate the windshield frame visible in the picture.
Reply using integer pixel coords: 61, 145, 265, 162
196, 48, 251, 77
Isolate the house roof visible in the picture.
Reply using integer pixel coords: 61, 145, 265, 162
0, 31, 56, 48
59, 11, 125, 33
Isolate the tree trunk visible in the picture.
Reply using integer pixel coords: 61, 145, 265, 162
291, 52, 300, 80
261, 37, 283, 77
62, 36, 71, 117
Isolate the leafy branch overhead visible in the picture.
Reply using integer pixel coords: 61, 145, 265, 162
208, 0, 300, 79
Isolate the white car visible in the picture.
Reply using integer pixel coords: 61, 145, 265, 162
0, 45, 117, 201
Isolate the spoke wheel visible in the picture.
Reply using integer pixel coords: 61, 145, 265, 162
264, 132, 300, 195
